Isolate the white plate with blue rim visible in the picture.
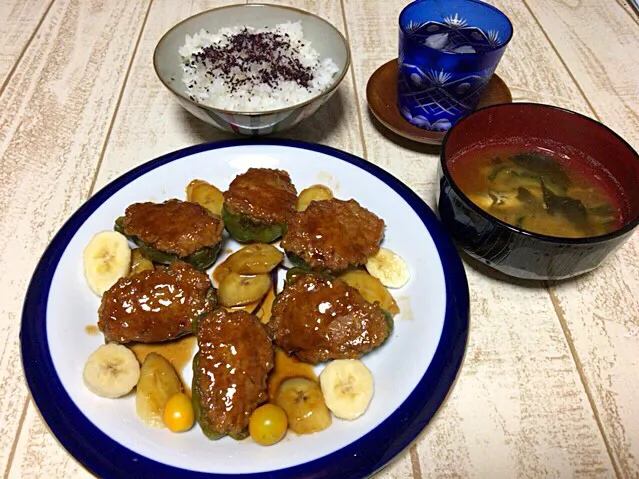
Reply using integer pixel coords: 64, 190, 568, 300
21, 139, 469, 478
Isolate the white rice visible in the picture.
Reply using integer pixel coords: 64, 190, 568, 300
179, 21, 340, 112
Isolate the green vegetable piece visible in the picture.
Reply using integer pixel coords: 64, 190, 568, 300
511, 152, 571, 189
588, 204, 615, 216
488, 165, 509, 181
183, 243, 222, 270
488, 167, 544, 193
516, 187, 536, 205
284, 251, 367, 275
285, 252, 309, 269
383, 309, 394, 337
222, 206, 285, 243
114, 216, 126, 235
285, 266, 312, 283
541, 181, 588, 227
136, 241, 177, 264
113, 217, 221, 270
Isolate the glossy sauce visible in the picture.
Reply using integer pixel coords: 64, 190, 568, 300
267, 348, 318, 402
281, 199, 385, 272
395, 296, 413, 320
255, 287, 276, 324
129, 336, 196, 392
212, 262, 231, 286
224, 168, 297, 224
268, 274, 391, 363
84, 325, 100, 335
194, 309, 273, 437
98, 261, 214, 343
122, 199, 223, 257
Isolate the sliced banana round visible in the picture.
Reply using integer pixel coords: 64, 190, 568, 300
275, 377, 332, 434
83, 343, 140, 398
319, 359, 374, 420
83, 231, 131, 296
365, 247, 410, 289
296, 184, 334, 212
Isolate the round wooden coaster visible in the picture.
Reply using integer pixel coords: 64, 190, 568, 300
366, 58, 512, 145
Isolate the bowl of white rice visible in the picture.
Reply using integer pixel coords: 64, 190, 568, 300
154, 4, 350, 135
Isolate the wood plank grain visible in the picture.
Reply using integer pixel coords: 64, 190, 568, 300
524, 0, 639, 476
87, 0, 242, 193
525, 0, 639, 150
616, 1, 639, 29
341, 0, 615, 476
7, 400, 92, 479
0, 0, 53, 88
0, 0, 151, 476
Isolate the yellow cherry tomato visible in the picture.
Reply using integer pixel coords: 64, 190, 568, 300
163, 392, 194, 433
249, 404, 288, 446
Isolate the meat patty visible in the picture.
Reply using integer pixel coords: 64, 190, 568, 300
223, 168, 297, 225
98, 261, 215, 343
281, 198, 385, 272
193, 309, 273, 440
121, 199, 223, 258
268, 273, 392, 364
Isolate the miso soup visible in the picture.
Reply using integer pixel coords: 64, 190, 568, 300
448, 144, 624, 238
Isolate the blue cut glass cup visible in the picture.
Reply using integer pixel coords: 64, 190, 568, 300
398, 0, 513, 132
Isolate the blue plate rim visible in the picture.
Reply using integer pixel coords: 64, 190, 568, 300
20, 139, 469, 479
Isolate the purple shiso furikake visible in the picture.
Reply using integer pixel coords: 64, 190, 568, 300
185, 28, 315, 97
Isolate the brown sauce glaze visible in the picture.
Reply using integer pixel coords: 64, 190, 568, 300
122, 199, 223, 257
281, 198, 385, 272
268, 273, 391, 364
98, 261, 215, 343
267, 348, 318, 402
223, 168, 297, 225
212, 262, 230, 286
193, 309, 273, 438
129, 336, 197, 393
84, 325, 100, 336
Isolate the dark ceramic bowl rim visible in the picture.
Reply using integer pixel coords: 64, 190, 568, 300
153, 3, 351, 117
440, 102, 639, 245
398, 0, 514, 56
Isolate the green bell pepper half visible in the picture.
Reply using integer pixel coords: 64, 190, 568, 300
222, 206, 285, 244
114, 216, 221, 270
192, 354, 249, 440
382, 309, 394, 337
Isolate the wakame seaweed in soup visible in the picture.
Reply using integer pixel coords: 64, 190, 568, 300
448, 144, 625, 238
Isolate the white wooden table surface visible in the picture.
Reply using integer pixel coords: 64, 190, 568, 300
1, 0, 638, 477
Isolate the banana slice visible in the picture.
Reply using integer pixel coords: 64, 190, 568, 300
275, 377, 332, 434
365, 247, 410, 289
83, 343, 140, 398
83, 231, 131, 296
319, 359, 374, 420
129, 248, 154, 275
296, 185, 334, 211
136, 353, 182, 428
186, 179, 224, 217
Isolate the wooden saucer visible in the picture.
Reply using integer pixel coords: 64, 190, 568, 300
366, 58, 512, 145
